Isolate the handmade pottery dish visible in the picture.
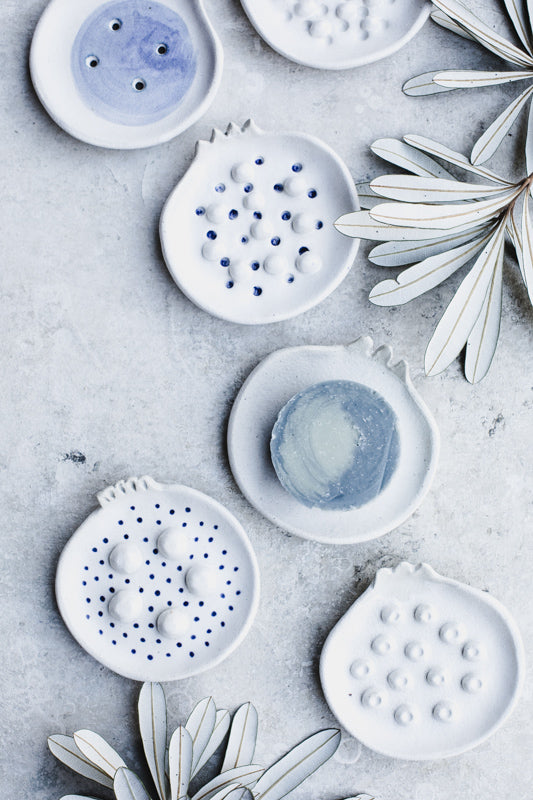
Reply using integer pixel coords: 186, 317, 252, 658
228, 337, 439, 543
320, 562, 525, 759
240, 0, 431, 70
160, 120, 359, 324
30, 0, 223, 148
56, 476, 259, 680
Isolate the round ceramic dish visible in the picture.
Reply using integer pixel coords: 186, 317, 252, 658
30, 0, 223, 149
56, 477, 260, 681
160, 120, 359, 324
320, 562, 525, 760
227, 337, 439, 543
240, 0, 431, 70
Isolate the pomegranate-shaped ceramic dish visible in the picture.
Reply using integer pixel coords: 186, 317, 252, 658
56, 477, 260, 681
30, 0, 223, 148
228, 337, 439, 542
240, 0, 431, 70
320, 562, 525, 760
160, 120, 359, 323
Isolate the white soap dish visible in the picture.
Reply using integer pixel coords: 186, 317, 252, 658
160, 120, 359, 324
56, 477, 260, 681
240, 0, 431, 70
228, 337, 439, 543
30, 0, 223, 149
320, 562, 525, 760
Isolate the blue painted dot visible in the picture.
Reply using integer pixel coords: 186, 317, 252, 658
292, 163, 303, 172
221, 593, 225, 598
153, 548, 159, 554
183, 601, 189, 607
156, 639, 161, 644
229, 605, 234, 611
124, 534, 129, 539
251, 261, 260, 271
109, 587, 115, 593
155, 590, 161, 596
86, 614, 90, 620
141, 637, 146, 642
99, 630, 103, 635
226, 281, 234, 289
130, 506, 135, 511
100, 596, 105, 602
99, 559, 104, 565
146, 560, 151, 565
229, 209, 238, 220
82, 581, 87, 586
166, 653, 171, 657
199, 521, 204, 526
299, 246, 309, 254
253, 287, 262, 296
118, 520, 124, 525
148, 606, 154, 612
148, 623, 155, 629
103, 537, 108, 544
92, 547, 97, 553
271, 237, 280, 246
255, 157, 264, 165
207, 628, 212, 634
234, 566, 239, 572
196, 207, 205, 216
288, 275, 295, 284
220, 258, 230, 267
86, 598, 91, 603
241, 236, 249, 244
137, 517, 142, 523
155, 504, 160, 509
207, 230, 217, 240
110, 622, 115, 628
133, 623, 139, 628
215, 183, 226, 193
204, 553, 208, 559
316, 220, 323, 229
194, 536, 199, 542
194, 616, 200, 622
211, 611, 217, 617
308, 189, 317, 198
147, 655, 153, 661
149, 574, 155, 580
274, 183, 283, 192
189, 652, 195, 657
169, 509, 175, 515
166, 578, 171, 583
177, 642, 182, 647
131, 649, 136, 654
123, 632, 128, 638
177, 566, 183, 572
244, 183, 254, 193
236, 590, 241, 595
191, 634, 196, 640
94, 576, 99, 581
221, 621, 226, 627
112, 640, 117, 645
156, 520, 161, 525
209, 537, 214, 542
199, 601, 204, 607
282, 211, 291, 221
222, 549, 227, 555
205, 641, 210, 647
139, 587, 144, 593
253, 211, 262, 219
84, 566, 89, 571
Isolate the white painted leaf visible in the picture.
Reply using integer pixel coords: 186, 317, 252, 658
520, 187, 533, 303
114, 768, 153, 800
431, 9, 476, 40
403, 134, 512, 185
526, 97, 533, 174
356, 182, 382, 210
369, 225, 491, 266
465, 254, 504, 382
371, 139, 454, 178
138, 683, 167, 800
222, 704, 258, 772
402, 71, 456, 96
199, 785, 251, 800
48, 735, 114, 789
503, 0, 532, 53
370, 175, 507, 203
432, 0, 533, 66
190, 765, 264, 800
186, 698, 217, 776
253, 729, 340, 800
425, 222, 506, 376
169, 726, 193, 800
335, 211, 481, 241
370, 190, 517, 230
472, 86, 533, 164
73, 730, 126, 779
433, 69, 533, 88
508, 205, 525, 280
369, 232, 491, 305
194, 709, 232, 776
59, 796, 101, 800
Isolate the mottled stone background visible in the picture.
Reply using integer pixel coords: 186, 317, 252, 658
1, 1, 532, 798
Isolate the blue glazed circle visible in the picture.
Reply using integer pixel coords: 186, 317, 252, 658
72, 1, 197, 125
270, 380, 400, 511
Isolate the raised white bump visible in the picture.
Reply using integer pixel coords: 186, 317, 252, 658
108, 589, 143, 622
371, 634, 392, 656
381, 604, 402, 625
361, 688, 386, 709
157, 608, 190, 638
264, 254, 289, 275
461, 673, 483, 694
387, 669, 410, 690
284, 175, 306, 197
440, 622, 465, 645
186, 564, 219, 596
394, 704, 415, 726
292, 212, 315, 234
426, 668, 446, 687
350, 658, 372, 679
157, 527, 189, 560
414, 603, 435, 623
206, 203, 226, 224
232, 162, 254, 183
433, 702, 454, 723
296, 251, 322, 274
109, 542, 143, 574
251, 219, 274, 240
405, 641, 426, 662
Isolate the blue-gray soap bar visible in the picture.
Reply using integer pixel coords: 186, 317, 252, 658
270, 380, 400, 511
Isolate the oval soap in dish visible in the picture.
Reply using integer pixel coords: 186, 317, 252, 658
320, 562, 525, 759
56, 476, 260, 681
228, 337, 439, 543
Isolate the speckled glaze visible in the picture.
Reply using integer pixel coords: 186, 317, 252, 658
160, 120, 359, 324
320, 563, 525, 760
270, 380, 400, 510
240, 0, 431, 69
228, 337, 439, 543
30, 0, 223, 148
55, 476, 260, 681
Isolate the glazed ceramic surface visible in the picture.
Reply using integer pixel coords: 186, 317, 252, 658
56, 476, 260, 681
160, 120, 359, 324
320, 562, 525, 760
240, 0, 431, 70
227, 337, 439, 543
30, 0, 223, 148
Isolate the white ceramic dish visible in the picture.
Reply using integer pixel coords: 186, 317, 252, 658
320, 562, 525, 760
56, 476, 260, 681
227, 337, 439, 543
30, 0, 223, 149
240, 0, 431, 70
160, 120, 359, 324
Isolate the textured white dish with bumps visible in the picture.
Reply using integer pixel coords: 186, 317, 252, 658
320, 562, 525, 760
240, 0, 431, 69
56, 476, 260, 681
228, 337, 439, 542
160, 120, 359, 324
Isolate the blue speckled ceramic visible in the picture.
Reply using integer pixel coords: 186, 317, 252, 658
271, 380, 400, 511
72, 0, 197, 125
